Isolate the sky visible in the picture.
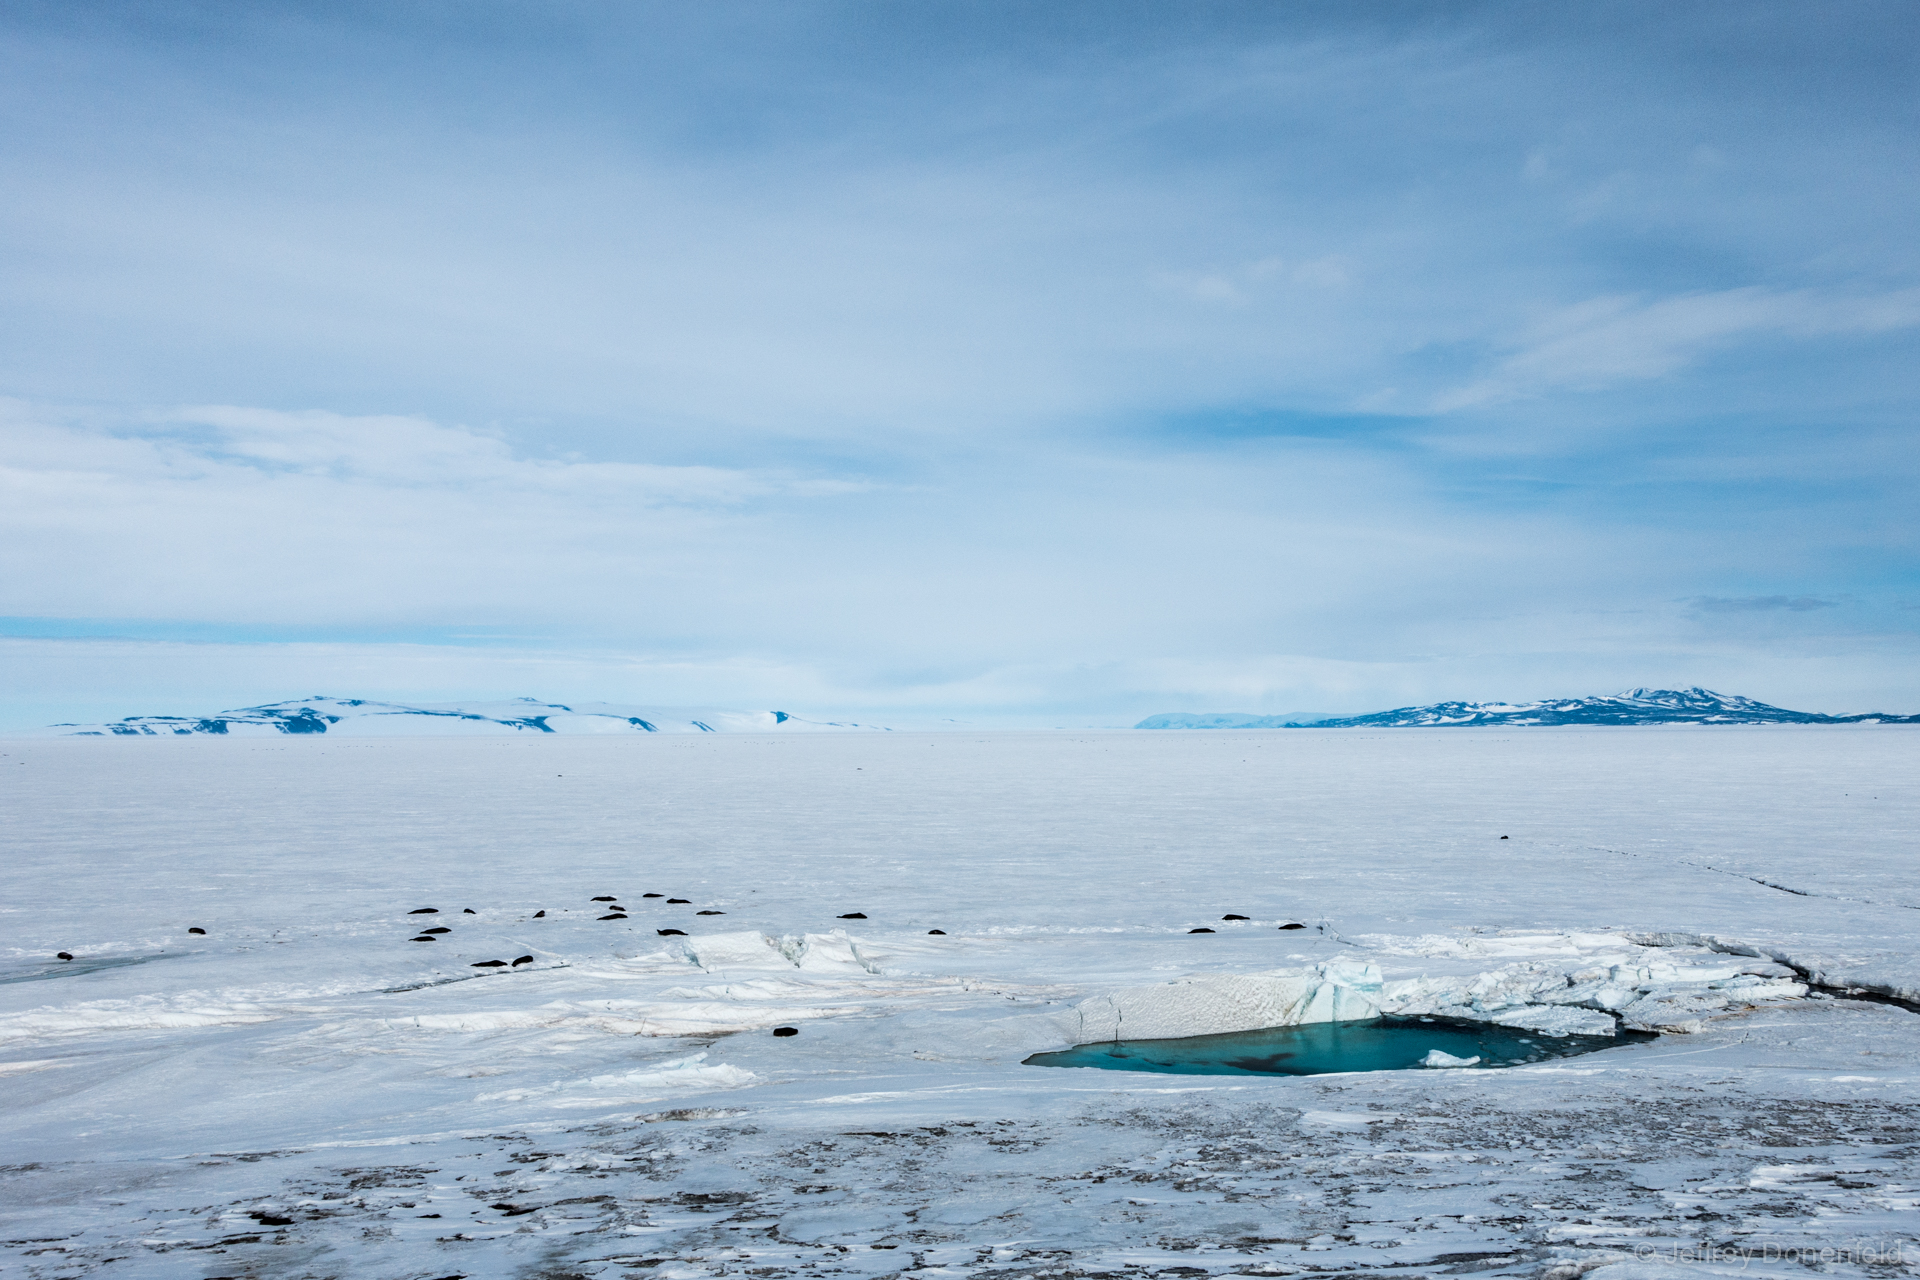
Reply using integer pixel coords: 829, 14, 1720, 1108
2, 0, 1917, 729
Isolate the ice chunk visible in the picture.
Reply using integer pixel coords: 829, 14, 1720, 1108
1072, 961, 1382, 1042
1550, 981, 1637, 1011
681, 931, 785, 970
1617, 976, 1807, 1032
1490, 1005, 1618, 1037
1421, 1049, 1481, 1068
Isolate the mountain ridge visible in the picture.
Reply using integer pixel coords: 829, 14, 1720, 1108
44, 696, 889, 736
1137, 687, 1920, 729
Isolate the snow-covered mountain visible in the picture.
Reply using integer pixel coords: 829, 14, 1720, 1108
47, 696, 888, 736
1134, 711, 1339, 729
1138, 687, 1919, 729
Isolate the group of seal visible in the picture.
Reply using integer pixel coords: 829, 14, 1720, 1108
400, 904, 538, 970
1189, 916, 1308, 934
49, 900, 1307, 968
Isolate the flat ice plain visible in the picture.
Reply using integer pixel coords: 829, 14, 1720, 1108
3, 726, 1919, 1280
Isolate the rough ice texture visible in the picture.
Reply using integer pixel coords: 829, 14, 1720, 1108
1066, 961, 1383, 1041
2, 725, 1919, 1278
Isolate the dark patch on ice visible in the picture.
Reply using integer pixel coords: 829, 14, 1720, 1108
381, 965, 570, 994
3, 952, 177, 984
773, 1026, 799, 1037
1815, 986, 1920, 1014
838, 912, 867, 919
657, 928, 687, 936
492, 1202, 538, 1216
247, 1211, 294, 1226
1605, 844, 1920, 911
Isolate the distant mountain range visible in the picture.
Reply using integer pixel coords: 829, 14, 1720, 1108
47, 696, 889, 736
1138, 687, 1920, 729
1134, 711, 1341, 730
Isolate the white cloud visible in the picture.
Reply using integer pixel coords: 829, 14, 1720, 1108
162, 405, 803, 502
0, 402, 864, 626
1152, 256, 1351, 306
1434, 287, 1920, 410
4, 396, 1916, 728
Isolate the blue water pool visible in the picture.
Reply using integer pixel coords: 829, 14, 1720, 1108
1024, 1015, 1649, 1076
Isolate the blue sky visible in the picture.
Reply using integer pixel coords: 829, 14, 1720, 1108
2, 0, 1917, 728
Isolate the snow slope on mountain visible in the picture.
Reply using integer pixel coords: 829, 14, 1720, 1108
1140, 686, 1920, 729
41, 695, 888, 736
5, 727, 1920, 1278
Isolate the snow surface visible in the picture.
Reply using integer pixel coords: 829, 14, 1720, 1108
3, 726, 1919, 1279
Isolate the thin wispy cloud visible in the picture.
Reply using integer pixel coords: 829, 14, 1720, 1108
1434, 288, 1920, 411
1692, 596, 1840, 614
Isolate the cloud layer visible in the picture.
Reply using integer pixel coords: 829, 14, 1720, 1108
0, 1, 1916, 724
